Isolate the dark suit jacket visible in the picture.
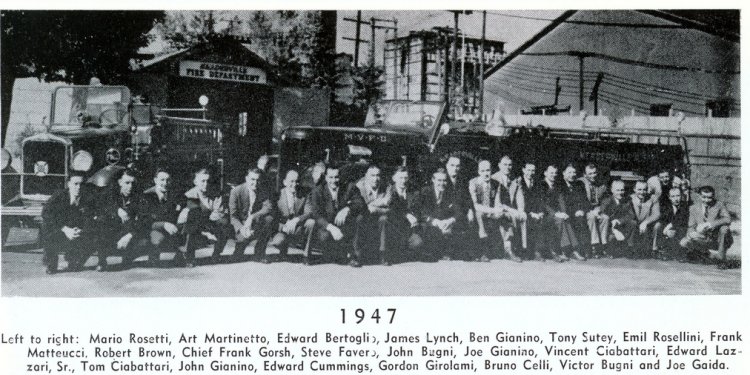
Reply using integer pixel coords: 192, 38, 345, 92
447, 177, 471, 214
229, 182, 273, 232
600, 196, 636, 223
559, 180, 588, 215
578, 177, 607, 208
42, 188, 95, 243
510, 177, 538, 213
387, 185, 420, 221
660, 202, 689, 230
417, 186, 459, 224
139, 187, 181, 231
100, 188, 145, 238
310, 182, 362, 228
537, 181, 562, 216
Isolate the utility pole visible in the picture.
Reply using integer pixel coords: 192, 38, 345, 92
343, 12, 370, 68
451, 11, 459, 111
478, 10, 486, 118
392, 18, 398, 98
589, 72, 604, 115
354, 11, 361, 67
578, 54, 584, 113
370, 17, 377, 67
448, 10, 472, 114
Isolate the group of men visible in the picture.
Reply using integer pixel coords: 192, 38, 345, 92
41, 155, 735, 274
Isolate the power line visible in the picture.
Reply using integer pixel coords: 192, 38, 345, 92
521, 51, 740, 74
484, 11, 688, 29
507, 61, 728, 102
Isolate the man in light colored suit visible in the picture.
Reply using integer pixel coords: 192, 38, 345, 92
578, 163, 609, 257
680, 185, 733, 268
181, 168, 233, 267
229, 168, 275, 263
269, 170, 314, 260
630, 181, 660, 258
471, 160, 521, 262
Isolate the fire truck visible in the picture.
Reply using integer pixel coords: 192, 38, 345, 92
1, 85, 236, 246
279, 100, 690, 190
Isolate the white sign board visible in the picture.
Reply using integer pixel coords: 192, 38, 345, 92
179, 60, 267, 84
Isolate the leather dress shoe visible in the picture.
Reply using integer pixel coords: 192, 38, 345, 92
348, 259, 362, 268
96, 265, 107, 272
571, 251, 586, 261
259, 257, 271, 264
533, 251, 545, 262
185, 261, 196, 268
45, 267, 57, 275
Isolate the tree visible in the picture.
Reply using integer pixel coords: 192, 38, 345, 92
1, 10, 164, 144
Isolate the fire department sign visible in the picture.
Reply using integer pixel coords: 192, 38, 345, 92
179, 60, 267, 84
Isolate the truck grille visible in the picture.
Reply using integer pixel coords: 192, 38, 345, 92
22, 140, 66, 196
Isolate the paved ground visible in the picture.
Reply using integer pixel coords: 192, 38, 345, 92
1, 240, 741, 297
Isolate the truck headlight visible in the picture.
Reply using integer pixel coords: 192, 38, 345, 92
1, 148, 11, 170
71, 150, 93, 172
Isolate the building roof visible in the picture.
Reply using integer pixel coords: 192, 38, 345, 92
131, 35, 275, 76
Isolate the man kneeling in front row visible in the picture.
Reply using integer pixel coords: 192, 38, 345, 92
679, 185, 734, 269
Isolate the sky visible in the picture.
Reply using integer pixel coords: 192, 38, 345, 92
336, 10, 565, 65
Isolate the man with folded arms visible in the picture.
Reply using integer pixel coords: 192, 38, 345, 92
679, 185, 733, 269
229, 167, 275, 263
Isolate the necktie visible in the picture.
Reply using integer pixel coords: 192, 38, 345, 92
703, 206, 708, 220
437, 191, 443, 205
482, 182, 491, 206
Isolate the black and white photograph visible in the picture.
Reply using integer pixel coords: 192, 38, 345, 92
0, 9, 741, 297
